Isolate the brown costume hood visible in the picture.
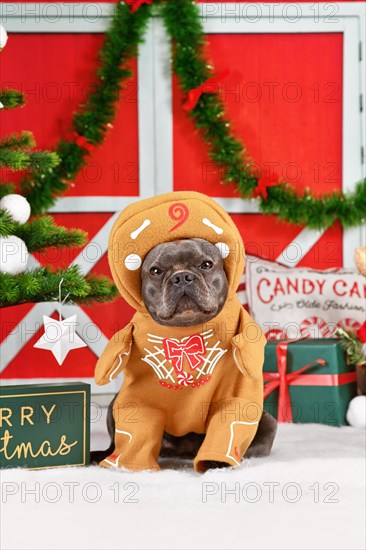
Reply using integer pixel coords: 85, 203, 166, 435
108, 191, 245, 312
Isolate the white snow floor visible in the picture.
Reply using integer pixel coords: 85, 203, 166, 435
1, 407, 365, 550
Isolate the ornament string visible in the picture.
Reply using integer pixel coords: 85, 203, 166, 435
58, 278, 70, 321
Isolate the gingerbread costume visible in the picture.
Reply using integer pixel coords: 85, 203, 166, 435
95, 191, 266, 472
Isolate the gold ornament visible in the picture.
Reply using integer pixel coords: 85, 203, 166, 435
354, 246, 366, 277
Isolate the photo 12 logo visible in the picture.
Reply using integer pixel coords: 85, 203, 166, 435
202, 481, 340, 504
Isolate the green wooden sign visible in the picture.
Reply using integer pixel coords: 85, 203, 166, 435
0, 382, 90, 470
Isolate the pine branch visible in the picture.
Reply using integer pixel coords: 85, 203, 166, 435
0, 182, 16, 199
16, 216, 87, 252
0, 131, 35, 149
0, 210, 87, 251
0, 148, 32, 170
73, 274, 119, 304
28, 150, 60, 172
22, 141, 87, 213
0, 89, 26, 109
0, 209, 17, 236
0, 266, 118, 307
0, 146, 59, 173
336, 327, 366, 367
260, 178, 366, 229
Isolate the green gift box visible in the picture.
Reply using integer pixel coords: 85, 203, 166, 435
263, 339, 357, 425
0, 382, 90, 469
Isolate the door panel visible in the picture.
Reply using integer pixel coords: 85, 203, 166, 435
173, 32, 343, 267
0, 33, 139, 196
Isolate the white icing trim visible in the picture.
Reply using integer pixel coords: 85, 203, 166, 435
109, 344, 132, 381
202, 218, 224, 234
232, 346, 245, 375
130, 219, 151, 239
115, 429, 133, 444
226, 420, 260, 466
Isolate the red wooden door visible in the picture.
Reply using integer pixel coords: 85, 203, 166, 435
0, 1, 363, 388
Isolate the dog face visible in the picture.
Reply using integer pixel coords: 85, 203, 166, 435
141, 238, 228, 327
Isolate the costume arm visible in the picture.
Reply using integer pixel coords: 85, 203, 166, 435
231, 307, 266, 380
95, 322, 134, 386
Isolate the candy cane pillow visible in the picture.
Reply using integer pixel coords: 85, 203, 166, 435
245, 256, 365, 340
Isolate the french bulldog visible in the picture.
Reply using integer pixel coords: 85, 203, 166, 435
92, 238, 277, 468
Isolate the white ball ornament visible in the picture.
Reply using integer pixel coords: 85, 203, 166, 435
0, 236, 29, 274
0, 23, 8, 50
346, 395, 366, 429
0, 194, 31, 224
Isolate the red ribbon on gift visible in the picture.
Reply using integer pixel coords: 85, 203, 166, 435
263, 341, 325, 422
163, 334, 206, 374
73, 133, 95, 153
264, 340, 357, 422
124, 0, 153, 13
183, 70, 229, 111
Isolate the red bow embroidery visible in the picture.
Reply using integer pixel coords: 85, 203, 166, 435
163, 335, 206, 373
124, 0, 153, 13
183, 70, 229, 111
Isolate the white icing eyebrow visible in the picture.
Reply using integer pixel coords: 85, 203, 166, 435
130, 219, 151, 239
202, 218, 223, 235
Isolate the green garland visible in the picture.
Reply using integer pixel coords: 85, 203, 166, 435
23, 0, 366, 231
22, 2, 152, 213
336, 327, 366, 368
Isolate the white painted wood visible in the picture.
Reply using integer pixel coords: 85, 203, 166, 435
138, 19, 156, 199
276, 228, 325, 266
49, 196, 137, 213
152, 16, 173, 195
342, 17, 366, 266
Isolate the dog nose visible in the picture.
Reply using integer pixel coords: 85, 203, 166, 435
170, 271, 196, 286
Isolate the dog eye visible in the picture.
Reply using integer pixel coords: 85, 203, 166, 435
150, 266, 163, 276
200, 260, 213, 270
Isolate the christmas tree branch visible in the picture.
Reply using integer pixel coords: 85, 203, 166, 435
0, 89, 26, 109
16, 216, 87, 251
0, 131, 35, 149
0, 183, 15, 198
0, 148, 32, 170
0, 210, 87, 251
0, 266, 118, 307
0, 144, 59, 172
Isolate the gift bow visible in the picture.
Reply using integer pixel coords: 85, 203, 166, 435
163, 335, 206, 373
72, 133, 95, 153
124, 0, 153, 13
183, 70, 229, 111
254, 178, 279, 200
263, 341, 326, 423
